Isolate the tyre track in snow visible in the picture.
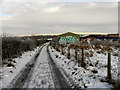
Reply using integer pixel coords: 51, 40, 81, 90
8, 43, 72, 89
26, 43, 55, 88
47, 44, 71, 89
47, 44, 81, 89
8, 44, 45, 88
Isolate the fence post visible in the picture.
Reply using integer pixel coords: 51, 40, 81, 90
117, 39, 120, 87
55, 44, 57, 51
55, 44, 58, 51
81, 47, 84, 67
67, 47, 70, 59
57, 44, 60, 52
61, 45, 64, 55
107, 52, 111, 79
53, 43, 56, 49
75, 47, 77, 60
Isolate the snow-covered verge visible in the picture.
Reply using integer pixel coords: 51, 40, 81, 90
49, 45, 118, 88
0, 46, 40, 88
25, 44, 55, 88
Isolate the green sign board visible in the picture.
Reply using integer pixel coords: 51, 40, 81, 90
59, 37, 79, 43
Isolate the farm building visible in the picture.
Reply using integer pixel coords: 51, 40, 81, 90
83, 34, 119, 40
58, 32, 80, 44
107, 34, 119, 37
86, 34, 105, 38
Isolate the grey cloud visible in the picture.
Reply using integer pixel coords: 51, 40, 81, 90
2, 2, 118, 35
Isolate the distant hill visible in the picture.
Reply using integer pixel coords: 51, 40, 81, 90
58, 32, 80, 38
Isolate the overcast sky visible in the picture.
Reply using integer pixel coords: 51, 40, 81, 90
0, 0, 119, 36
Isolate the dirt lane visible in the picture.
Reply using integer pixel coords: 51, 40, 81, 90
7, 43, 71, 89
8, 44, 45, 88
47, 45, 71, 89
26, 44, 55, 88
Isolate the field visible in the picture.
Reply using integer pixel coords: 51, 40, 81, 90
1, 36, 120, 89
49, 38, 119, 88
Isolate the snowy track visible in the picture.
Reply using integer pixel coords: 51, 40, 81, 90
47, 45, 80, 89
8, 44, 45, 88
47, 45, 71, 89
26, 43, 71, 88
5, 43, 72, 89
25, 43, 55, 88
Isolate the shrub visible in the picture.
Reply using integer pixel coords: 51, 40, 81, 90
2, 36, 38, 60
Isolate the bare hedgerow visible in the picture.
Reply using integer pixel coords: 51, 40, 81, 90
2, 36, 38, 62
2, 37, 23, 59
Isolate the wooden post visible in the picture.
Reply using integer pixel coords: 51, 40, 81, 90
107, 52, 111, 79
58, 45, 59, 52
57, 44, 60, 52
67, 47, 70, 59
75, 47, 77, 60
117, 40, 120, 87
81, 47, 84, 67
55, 44, 58, 51
61, 45, 64, 55
53, 43, 56, 49
78, 48, 80, 67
